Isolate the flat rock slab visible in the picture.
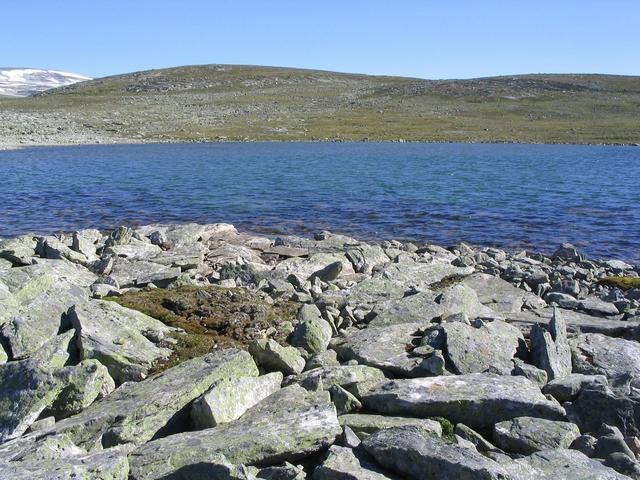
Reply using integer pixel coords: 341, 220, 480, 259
368, 285, 491, 327
0, 260, 95, 358
332, 323, 426, 376
493, 416, 580, 454
290, 365, 386, 391
462, 273, 545, 313
363, 426, 510, 480
375, 261, 473, 290
109, 258, 181, 288
504, 307, 640, 336
353, 374, 565, 430
505, 448, 631, 479
70, 299, 177, 384
339, 413, 442, 439
128, 385, 341, 480
314, 445, 400, 480
570, 333, 640, 387
36, 349, 258, 450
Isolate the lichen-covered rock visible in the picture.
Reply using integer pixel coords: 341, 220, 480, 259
36, 349, 258, 450
339, 414, 442, 440
570, 333, 640, 387
290, 317, 333, 354
329, 385, 362, 414
249, 338, 306, 375
0, 235, 37, 266
530, 307, 572, 381
48, 359, 116, 419
128, 385, 341, 479
191, 372, 282, 428
69, 299, 176, 384
0, 260, 95, 359
462, 273, 546, 312
290, 365, 385, 391
353, 374, 565, 430
541, 373, 608, 403
363, 426, 510, 479
374, 260, 474, 291
331, 323, 425, 376
428, 319, 525, 375
492, 417, 580, 454
313, 445, 400, 480
0, 443, 131, 480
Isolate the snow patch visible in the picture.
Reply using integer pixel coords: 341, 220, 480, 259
0, 68, 91, 97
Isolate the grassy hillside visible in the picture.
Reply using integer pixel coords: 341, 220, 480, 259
1, 64, 639, 145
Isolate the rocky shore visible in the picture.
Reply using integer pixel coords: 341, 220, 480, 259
1, 223, 640, 479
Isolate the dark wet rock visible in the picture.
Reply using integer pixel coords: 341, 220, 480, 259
353, 374, 565, 430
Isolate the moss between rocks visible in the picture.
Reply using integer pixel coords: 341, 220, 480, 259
598, 276, 640, 291
106, 286, 299, 372
431, 416, 455, 441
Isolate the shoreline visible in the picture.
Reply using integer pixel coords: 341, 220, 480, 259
1, 137, 639, 152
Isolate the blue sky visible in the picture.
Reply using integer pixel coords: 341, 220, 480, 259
2, 0, 638, 79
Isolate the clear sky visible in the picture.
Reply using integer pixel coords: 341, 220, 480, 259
2, 0, 639, 79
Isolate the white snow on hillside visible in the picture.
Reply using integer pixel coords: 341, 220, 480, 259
0, 68, 91, 97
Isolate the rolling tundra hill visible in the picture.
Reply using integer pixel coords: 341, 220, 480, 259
0, 64, 638, 146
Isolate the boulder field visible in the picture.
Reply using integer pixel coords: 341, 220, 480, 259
1, 223, 640, 479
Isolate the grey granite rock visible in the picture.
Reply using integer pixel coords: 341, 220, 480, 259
530, 307, 572, 381
313, 445, 400, 480
353, 374, 565, 429
493, 416, 580, 454
339, 414, 442, 440
290, 365, 385, 391
128, 385, 341, 479
542, 373, 608, 402
249, 338, 306, 376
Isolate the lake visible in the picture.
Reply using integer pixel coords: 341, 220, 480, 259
1, 142, 638, 262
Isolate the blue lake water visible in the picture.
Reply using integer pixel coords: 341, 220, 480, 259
1, 142, 639, 262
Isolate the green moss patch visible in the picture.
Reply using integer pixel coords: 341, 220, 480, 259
107, 286, 299, 371
598, 276, 640, 291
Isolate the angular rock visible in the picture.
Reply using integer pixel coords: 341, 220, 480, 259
291, 365, 385, 391
375, 259, 474, 291
249, 339, 306, 376
493, 416, 581, 454
47, 359, 116, 419
309, 261, 343, 282
329, 385, 362, 414
306, 349, 340, 370
331, 323, 425, 376
69, 300, 176, 384
570, 333, 640, 387
512, 360, 548, 387
39, 236, 90, 266
0, 260, 95, 359
363, 426, 509, 479
37, 349, 258, 450
530, 307, 572, 381
314, 445, 400, 480
109, 258, 181, 288
290, 317, 333, 355
339, 414, 442, 440
542, 373, 608, 402
463, 273, 546, 312
0, 235, 36, 266
455, 424, 501, 453
275, 253, 354, 282
579, 297, 620, 316
353, 374, 566, 430
429, 319, 524, 374
191, 372, 282, 428
128, 385, 341, 479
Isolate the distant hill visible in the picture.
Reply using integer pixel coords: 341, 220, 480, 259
0, 68, 90, 97
0, 64, 638, 145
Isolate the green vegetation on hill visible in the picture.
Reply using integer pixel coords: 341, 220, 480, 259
1, 64, 639, 144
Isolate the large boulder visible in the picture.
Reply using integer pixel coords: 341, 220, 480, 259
363, 426, 509, 479
570, 333, 640, 387
69, 300, 176, 384
353, 374, 565, 430
191, 372, 282, 428
530, 308, 572, 381
374, 259, 473, 291
367, 285, 491, 327
0, 260, 95, 359
339, 413, 442, 440
0, 332, 76, 442
462, 273, 546, 312
109, 258, 181, 288
541, 374, 608, 403
426, 319, 525, 374
492, 417, 580, 454
36, 349, 258, 450
331, 323, 426, 376
0, 235, 37, 266
249, 339, 306, 376
313, 445, 400, 480
128, 385, 341, 479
